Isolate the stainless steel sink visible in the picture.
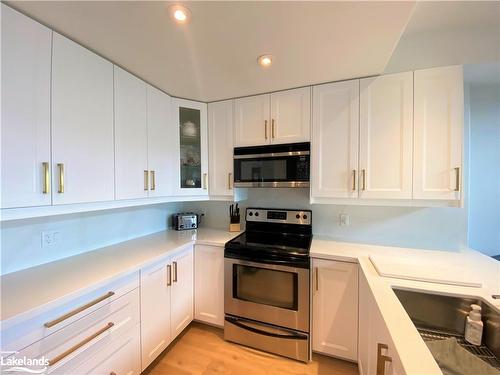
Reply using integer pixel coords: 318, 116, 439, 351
393, 288, 500, 370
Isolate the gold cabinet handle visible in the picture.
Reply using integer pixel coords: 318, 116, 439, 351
167, 264, 172, 286
315, 267, 319, 292
42, 162, 50, 194
57, 163, 64, 193
352, 169, 357, 191
173, 261, 178, 283
264, 120, 268, 140
454, 167, 460, 192
203, 173, 208, 190
362, 169, 366, 191
376, 343, 392, 375
48, 322, 114, 366
228, 173, 233, 190
271, 119, 275, 139
44, 291, 115, 328
150, 170, 156, 191
144, 170, 149, 191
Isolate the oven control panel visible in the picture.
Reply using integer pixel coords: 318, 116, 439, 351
246, 208, 311, 225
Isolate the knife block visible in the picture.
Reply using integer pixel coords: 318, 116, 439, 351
229, 223, 241, 232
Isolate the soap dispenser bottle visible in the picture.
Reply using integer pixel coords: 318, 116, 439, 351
464, 304, 483, 346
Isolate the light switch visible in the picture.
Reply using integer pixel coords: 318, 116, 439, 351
339, 213, 350, 226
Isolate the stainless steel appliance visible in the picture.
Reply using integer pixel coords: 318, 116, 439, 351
233, 142, 310, 188
224, 208, 312, 362
172, 212, 198, 230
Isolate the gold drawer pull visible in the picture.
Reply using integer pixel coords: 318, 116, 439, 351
150, 170, 156, 191
167, 264, 172, 286
173, 261, 178, 283
42, 162, 50, 194
264, 120, 268, 140
48, 322, 114, 366
228, 173, 233, 190
315, 267, 319, 292
144, 170, 149, 191
44, 291, 115, 328
362, 169, 366, 191
454, 167, 460, 192
203, 173, 208, 190
352, 169, 356, 191
271, 119, 275, 139
57, 163, 64, 193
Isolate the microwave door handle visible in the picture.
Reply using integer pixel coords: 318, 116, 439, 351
225, 316, 308, 340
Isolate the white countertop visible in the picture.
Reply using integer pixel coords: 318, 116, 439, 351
0, 228, 239, 324
310, 238, 500, 375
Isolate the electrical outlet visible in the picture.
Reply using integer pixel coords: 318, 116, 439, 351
339, 213, 350, 226
41, 231, 59, 247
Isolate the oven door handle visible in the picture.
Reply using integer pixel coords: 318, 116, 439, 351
225, 316, 308, 340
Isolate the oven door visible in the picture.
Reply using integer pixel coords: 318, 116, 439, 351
224, 258, 309, 332
233, 153, 309, 188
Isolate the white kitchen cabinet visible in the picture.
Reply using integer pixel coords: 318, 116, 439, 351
270, 87, 311, 144
194, 245, 224, 327
312, 259, 358, 361
140, 257, 172, 370
311, 80, 360, 199
170, 246, 194, 338
208, 100, 234, 197
359, 72, 413, 199
147, 85, 175, 197
234, 94, 270, 147
1, 5, 52, 208
51, 33, 115, 205
414, 65, 463, 200
173, 98, 209, 196
114, 66, 149, 200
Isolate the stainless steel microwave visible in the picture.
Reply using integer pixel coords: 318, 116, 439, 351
233, 142, 310, 188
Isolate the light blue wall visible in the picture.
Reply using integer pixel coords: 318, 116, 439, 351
467, 84, 500, 256
0, 203, 181, 275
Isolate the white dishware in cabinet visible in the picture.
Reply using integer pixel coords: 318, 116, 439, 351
114, 66, 149, 200
1, 5, 52, 209
172, 98, 209, 196
147, 85, 175, 197
234, 94, 270, 147
311, 80, 360, 199
170, 247, 194, 338
140, 257, 172, 370
208, 100, 234, 197
194, 245, 224, 327
359, 72, 413, 199
51, 33, 115, 205
312, 259, 359, 361
270, 87, 311, 144
413, 65, 463, 200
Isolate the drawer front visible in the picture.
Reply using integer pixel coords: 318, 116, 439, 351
7, 288, 139, 374
1, 271, 139, 353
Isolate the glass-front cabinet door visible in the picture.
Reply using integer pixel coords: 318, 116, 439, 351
172, 98, 208, 196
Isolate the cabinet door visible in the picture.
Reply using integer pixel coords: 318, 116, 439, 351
172, 98, 208, 196
51, 33, 115, 205
140, 258, 171, 370
208, 100, 234, 197
270, 87, 311, 144
114, 66, 148, 200
171, 247, 194, 338
147, 85, 174, 197
359, 72, 413, 199
414, 65, 463, 200
194, 245, 224, 327
1, 5, 52, 208
234, 94, 270, 147
312, 259, 358, 361
311, 80, 359, 199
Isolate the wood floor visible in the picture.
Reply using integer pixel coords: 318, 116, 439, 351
144, 322, 359, 375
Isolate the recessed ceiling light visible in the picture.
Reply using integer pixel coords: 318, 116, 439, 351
169, 4, 191, 24
258, 55, 273, 68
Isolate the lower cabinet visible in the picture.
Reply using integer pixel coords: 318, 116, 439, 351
140, 245, 194, 371
194, 245, 224, 327
312, 259, 358, 361
359, 271, 405, 375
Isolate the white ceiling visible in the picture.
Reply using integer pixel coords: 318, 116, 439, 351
6, 1, 416, 102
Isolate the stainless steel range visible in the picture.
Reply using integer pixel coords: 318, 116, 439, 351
224, 208, 312, 362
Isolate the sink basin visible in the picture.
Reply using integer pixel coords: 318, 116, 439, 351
393, 288, 500, 370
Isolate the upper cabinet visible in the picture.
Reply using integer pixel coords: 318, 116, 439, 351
311, 80, 359, 199
1, 5, 52, 209
414, 65, 463, 200
52, 33, 115, 205
208, 100, 234, 197
359, 72, 413, 200
114, 67, 149, 200
234, 87, 311, 147
172, 98, 209, 196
